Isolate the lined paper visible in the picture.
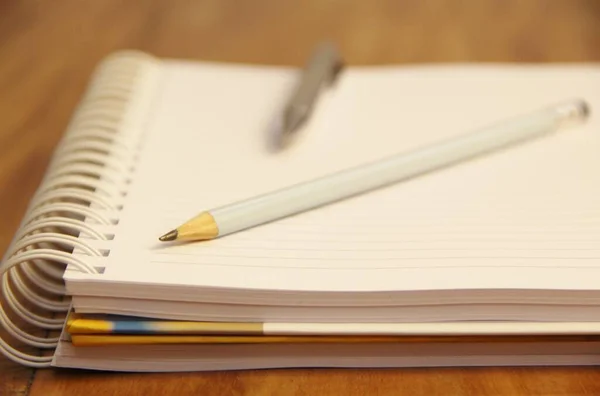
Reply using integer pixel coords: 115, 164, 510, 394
69, 61, 600, 296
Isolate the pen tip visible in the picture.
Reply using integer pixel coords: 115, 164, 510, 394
159, 229, 178, 242
580, 100, 590, 119
276, 127, 295, 148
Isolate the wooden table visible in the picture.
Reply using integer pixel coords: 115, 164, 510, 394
1, 1, 599, 394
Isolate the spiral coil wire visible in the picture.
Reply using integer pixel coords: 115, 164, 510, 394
0, 51, 157, 367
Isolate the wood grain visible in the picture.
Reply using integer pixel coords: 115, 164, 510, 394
0, 0, 599, 394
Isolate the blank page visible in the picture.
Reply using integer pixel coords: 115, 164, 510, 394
68, 60, 600, 296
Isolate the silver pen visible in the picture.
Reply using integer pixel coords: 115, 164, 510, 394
277, 41, 344, 148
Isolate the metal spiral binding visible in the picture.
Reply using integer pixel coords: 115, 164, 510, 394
0, 51, 158, 367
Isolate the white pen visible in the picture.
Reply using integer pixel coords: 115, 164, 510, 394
159, 99, 590, 242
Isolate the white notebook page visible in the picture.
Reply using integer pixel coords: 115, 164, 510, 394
69, 60, 600, 296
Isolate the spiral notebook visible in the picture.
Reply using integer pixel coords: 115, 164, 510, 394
2, 50, 600, 371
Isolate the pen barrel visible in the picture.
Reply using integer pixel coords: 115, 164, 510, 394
297, 42, 341, 96
286, 43, 342, 120
212, 101, 588, 237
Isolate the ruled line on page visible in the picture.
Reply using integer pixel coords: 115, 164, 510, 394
154, 248, 600, 254
148, 259, 600, 270
150, 255, 600, 262
177, 237, 600, 244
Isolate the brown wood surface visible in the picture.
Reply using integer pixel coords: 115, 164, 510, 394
1, 0, 599, 394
